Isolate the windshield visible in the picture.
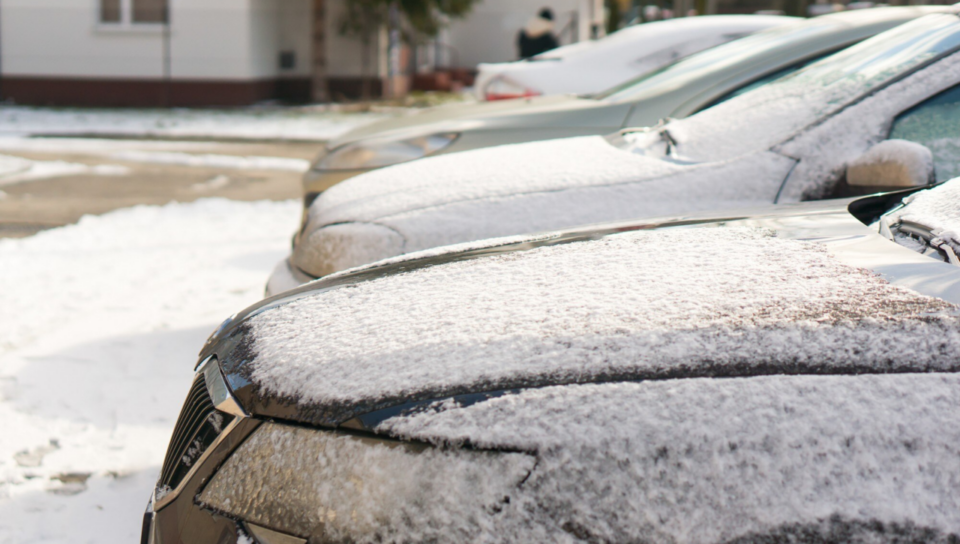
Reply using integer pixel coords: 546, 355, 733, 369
656, 13, 960, 162
596, 20, 839, 102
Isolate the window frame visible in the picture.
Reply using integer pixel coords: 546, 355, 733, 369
98, 0, 168, 28
885, 82, 960, 183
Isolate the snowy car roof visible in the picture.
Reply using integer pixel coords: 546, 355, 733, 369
239, 226, 960, 425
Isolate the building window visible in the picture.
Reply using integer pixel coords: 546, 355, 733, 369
99, 0, 168, 25
133, 0, 168, 23
100, 0, 121, 23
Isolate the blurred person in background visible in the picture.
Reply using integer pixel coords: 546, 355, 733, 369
519, 8, 561, 58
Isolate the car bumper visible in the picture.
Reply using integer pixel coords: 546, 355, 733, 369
265, 257, 318, 297
141, 417, 263, 544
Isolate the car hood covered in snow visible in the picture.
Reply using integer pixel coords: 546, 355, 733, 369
295, 135, 796, 276
213, 194, 960, 424
206, 194, 960, 541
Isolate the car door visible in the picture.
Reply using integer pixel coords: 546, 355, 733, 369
774, 50, 960, 203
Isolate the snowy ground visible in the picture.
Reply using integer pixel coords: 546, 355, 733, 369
0, 199, 300, 543
0, 105, 390, 142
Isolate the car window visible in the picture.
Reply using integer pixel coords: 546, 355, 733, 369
661, 13, 960, 163
888, 83, 960, 181
595, 21, 839, 102
697, 49, 840, 112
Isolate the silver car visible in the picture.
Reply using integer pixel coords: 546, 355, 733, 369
301, 7, 947, 205
268, 10, 960, 294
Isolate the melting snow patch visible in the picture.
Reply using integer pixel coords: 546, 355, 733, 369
108, 150, 309, 172
0, 105, 391, 141
0, 154, 129, 187
0, 198, 298, 543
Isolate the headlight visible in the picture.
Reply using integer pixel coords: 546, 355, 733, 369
315, 133, 458, 171
199, 422, 535, 541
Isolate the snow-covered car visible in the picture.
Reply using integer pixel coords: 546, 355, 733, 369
302, 7, 947, 208
474, 15, 796, 101
145, 179, 960, 543
268, 11, 960, 294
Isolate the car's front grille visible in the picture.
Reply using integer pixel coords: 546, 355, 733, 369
157, 373, 234, 497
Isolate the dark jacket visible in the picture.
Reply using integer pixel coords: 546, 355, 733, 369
518, 18, 559, 59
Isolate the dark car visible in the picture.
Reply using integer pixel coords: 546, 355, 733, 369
145, 180, 960, 543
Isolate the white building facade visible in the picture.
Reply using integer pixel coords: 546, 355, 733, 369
0, 0, 602, 106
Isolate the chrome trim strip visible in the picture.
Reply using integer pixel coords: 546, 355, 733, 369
201, 357, 247, 417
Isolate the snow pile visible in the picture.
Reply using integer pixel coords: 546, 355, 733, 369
887, 177, 960, 253
0, 106, 388, 142
0, 198, 299, 543
199, 422, 534, 541
249, 227, 959, 416
378, 373, 960, 542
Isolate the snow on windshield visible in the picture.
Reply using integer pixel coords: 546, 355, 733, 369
659, 13, 960, 162
379, 372, 960, 542
247, 227, 959, 411
597, 19, 838, 102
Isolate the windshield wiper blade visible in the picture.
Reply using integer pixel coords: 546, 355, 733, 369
895, 219, 960, 266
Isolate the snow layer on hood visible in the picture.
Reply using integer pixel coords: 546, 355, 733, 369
378, 372, 960, 542
888, 177, 960, 253
297, 137, 792, 275
249, 227, 960, 412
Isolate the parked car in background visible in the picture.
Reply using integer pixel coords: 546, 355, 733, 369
473, 15, 796, 101
266, 11, 960, 294
301, 7, 948, 213
146, 179, 960, 543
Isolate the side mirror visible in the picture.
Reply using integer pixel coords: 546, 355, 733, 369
846, 139, 935, 189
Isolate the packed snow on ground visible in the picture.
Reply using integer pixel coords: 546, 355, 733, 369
0, 198, 299, 544
249, 227, 960, 414
108, 150, 309, 172
0, 153, 129, 187
0, 137, 310, 187
0, 105, 389, 142
376, 373, 960, 542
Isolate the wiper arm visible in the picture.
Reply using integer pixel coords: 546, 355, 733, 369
892, 219, 960, 266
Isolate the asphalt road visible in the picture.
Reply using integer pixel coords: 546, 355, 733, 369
0, 140, 320, 238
